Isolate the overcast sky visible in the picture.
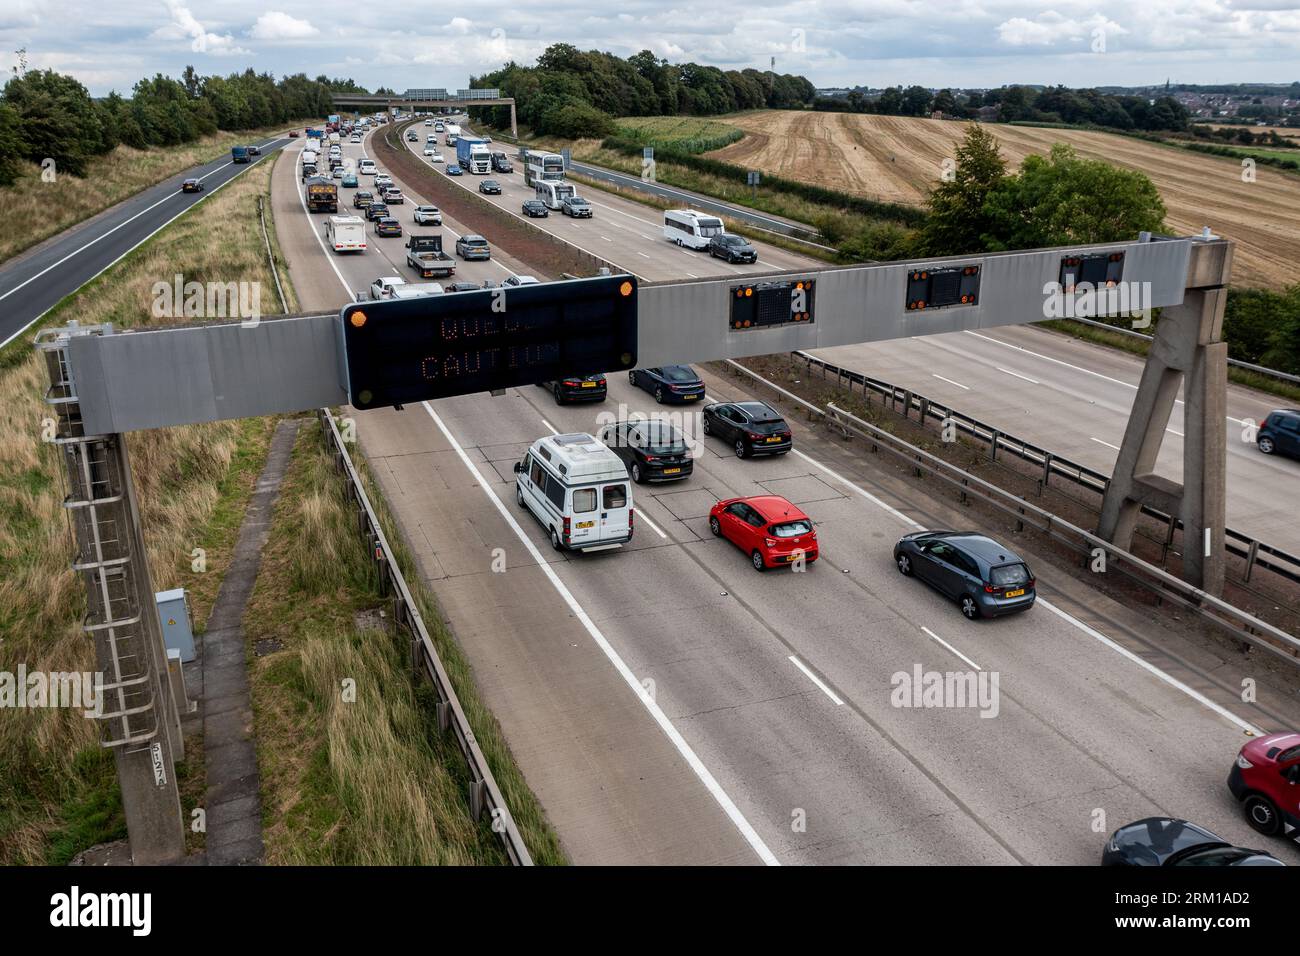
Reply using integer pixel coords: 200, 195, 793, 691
4, 1, 1298, 96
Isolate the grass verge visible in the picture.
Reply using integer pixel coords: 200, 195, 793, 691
246, 418, 566, 865
0, 125, 292, 267
0, 152, 288, 864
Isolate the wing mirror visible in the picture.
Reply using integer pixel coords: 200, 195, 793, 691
512, 462, 522, 473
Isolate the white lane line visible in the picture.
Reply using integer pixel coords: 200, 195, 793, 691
920, 626, 982, 671
685, 272, 700, 279
421, 400, 780, 865
996, 367, 1040, 385
1037, 599, 1263, 735
600, 235, 612, 242
1, 142, 286, 349
932, 374, 969, 390
788, 656, 844, 706
638, 252, 651, 258
1090, 437, 1120, 451
788, 434, 1263, 736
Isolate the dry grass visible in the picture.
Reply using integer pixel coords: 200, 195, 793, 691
0, 125, 290, 266
710, 110, 1300, 290
0, 153, 288, 864
248, 422, 566, 865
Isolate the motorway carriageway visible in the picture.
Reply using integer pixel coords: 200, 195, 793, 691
0, 135, 291, 350
272, 126, 1300, 865
401, 121, 1299, 557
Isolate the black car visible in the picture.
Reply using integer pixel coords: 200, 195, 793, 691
374, 217, 403, 237
365, 202, 389, 221
522, 199, 549, 218
598, 420, 693, 484
352, 190, 374, 209
893, 531, 1035, 620
1102, 818, 1283, 867
181, 178, 203, 193
709, 234, 757, 263
701, 401, 791, 458
444, 281, 482, 293
537, 374, 606, 405
479, 179, 502, 195
629, 365, 705, 404
1257, 409, 1300, 459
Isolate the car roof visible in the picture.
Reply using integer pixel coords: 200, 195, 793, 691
740, 496, 808, 522
625, 419, 685, 442
735, 401, 781, 420
940, 533, 1024, 565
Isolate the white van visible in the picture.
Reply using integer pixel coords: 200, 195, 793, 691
359, 158, 377, 176
513, 433, 633, 552
326, 215, 366, 253
664, 209, 724, 250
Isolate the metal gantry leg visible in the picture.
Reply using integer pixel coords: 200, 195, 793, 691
37, 323, 186, 864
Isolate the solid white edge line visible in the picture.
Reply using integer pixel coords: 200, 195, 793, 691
422, 399, 781, 865
919, 626, 982, 671
788, 655, 844, 706
1, 140, 288, 349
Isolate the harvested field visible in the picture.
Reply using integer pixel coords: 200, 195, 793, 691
710, 110, 1300, 289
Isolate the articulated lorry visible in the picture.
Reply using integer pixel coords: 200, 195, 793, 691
405, 234, 456, 279
305, 177, 339, 213
455, 137, 492, 174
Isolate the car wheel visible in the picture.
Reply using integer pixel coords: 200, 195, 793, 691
897, 553, 912, 576
550, 527, 563, 551
751, 550, 766, 572
1258, 436, 1275, 455
702, 417, 712, 435
516, 484, 524, 506
654, 386, 664, 404
734, 439, 747, 459
709, 516, 721, 537
1243, 794, 1282, 836
960, 595, 980, 620
552, 385, 564, 405
631, 462, 644, 484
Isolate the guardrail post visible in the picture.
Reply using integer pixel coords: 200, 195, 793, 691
469, 779, 488, 821
988, 430, 1000, 461
901, 391, 911, 420
1041, 453, 1053, 492
1244, 540, 1259, 583
960, 479, 968, 506
1016, 506, 1024, 533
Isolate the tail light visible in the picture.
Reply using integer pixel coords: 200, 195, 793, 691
644, 455, 656, 462
749, 432, 763, 440
629, 509, 635, 530
984, 584, 1002, 594
1027, 578, 1036, 589
562, 379, 580, 387
562, 516, 571, 541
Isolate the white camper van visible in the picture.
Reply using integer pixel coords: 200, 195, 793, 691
513, 433, 634, 552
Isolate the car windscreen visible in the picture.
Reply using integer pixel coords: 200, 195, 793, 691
769, 520, 812, 538
989, 563, 1030, 586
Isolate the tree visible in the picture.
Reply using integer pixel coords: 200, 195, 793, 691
0, 102, 26, 186
919, 124, 1007, 255
983, 143, 1166, 250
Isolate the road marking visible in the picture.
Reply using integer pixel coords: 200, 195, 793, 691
788, 656, 844, 706
1090, 437, 1120, 451
996, 367, 1040, 385
638, 252, 650, 258
932, 374, 969, 390
600, 235, 612, 242
0, 138, 286, 349
791, 449, 923, 530
685, 272, 699, 279
422, 400, 780, 865
920, 626, 982, 671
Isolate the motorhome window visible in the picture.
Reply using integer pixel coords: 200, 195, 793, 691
538, 446, 552, 461
572, 489, 597, 513
602, 485, 627, 509
544, 475, 565, 509
529, 459, 544, 486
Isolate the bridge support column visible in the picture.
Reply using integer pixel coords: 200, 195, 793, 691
1097, 240, 1234, 596
510, 103, 517, 138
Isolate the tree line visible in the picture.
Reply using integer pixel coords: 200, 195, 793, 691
472, 44, 817, 139
0, 67, 357, 185
816, 85, 1192, 132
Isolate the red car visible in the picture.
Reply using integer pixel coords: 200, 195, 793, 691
1228, 731, 1300, 838
709, 495, 817, 571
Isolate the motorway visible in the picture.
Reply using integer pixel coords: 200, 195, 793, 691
0, 134, 290, 350
397, 122, 1300, 556
269, 121, 1300, 864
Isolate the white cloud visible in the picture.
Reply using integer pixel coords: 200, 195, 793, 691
249, 12, 319, 41
158, 0, 250, 56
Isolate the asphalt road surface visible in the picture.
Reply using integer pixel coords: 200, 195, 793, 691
271, 124, 1300, 865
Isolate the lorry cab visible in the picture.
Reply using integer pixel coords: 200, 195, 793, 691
514, 433, 634, 552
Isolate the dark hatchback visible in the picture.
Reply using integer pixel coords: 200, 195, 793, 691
709, 233, 757, 263
1257, 409, 1300, 459
598, 420, 694, 484
522, 199, 549, 218
479, 179, 502, 195
374, 217, 403, 237
701, 401, 791, 458
181, 178, 203, 193
1102, 818, 1283, 867
629, 365, 705, 404
894, 530, 1035, 620
365, 202, 389, 221
538, 374, 607, 405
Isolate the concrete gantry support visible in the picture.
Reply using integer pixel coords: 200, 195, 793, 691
509, 102, 517, 138
1097, 239, 1234, 596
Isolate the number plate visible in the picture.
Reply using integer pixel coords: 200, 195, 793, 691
682, 394, 698, 400
765, 436, 782, 443
662, 467, 681, 474
1004, 588, 1025, 598
581, 381, 597, 388
576, 520, 595, 529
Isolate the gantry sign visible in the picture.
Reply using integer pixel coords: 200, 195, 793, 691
42, 233, 1231, 863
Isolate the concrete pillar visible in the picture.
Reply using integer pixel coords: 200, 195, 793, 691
510, 103, 518, 139
1097, 240, 1233, 595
